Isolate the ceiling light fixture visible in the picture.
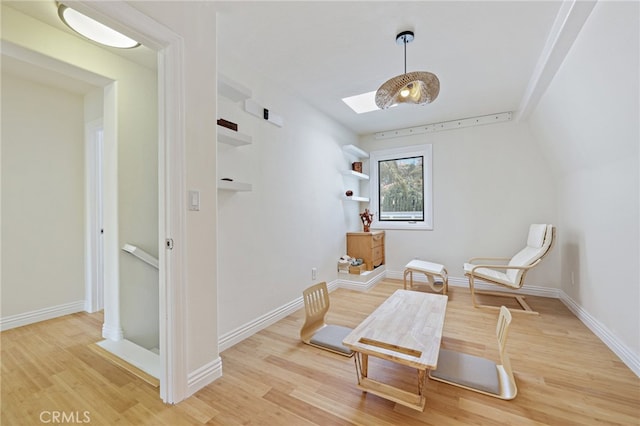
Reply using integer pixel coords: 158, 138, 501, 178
58, 3, 140, 49
375, 31, 439, 109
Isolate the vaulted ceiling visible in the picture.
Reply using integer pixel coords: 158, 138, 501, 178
5, 1, 571, 135
215, 1, 563, 134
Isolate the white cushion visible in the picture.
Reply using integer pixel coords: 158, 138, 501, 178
506, 224, 553, 283
405, 259, 445, 275
466, 224, 554, 287
527, 224, 547, 248
464, 263, 515, 287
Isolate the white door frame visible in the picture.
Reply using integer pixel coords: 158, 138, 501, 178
70, 1, 188, 403
84, 119, 104, 313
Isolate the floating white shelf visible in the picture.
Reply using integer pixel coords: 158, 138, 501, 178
344, 195, 370, 202
218, 180, 252, 192
342, 144, 369, 159
341, 170, 369, 180
217, 126, 252, 146
218, 75, 252, 102
244, 99, 284, 127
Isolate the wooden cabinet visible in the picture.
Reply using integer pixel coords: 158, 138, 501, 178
346, 231, 385, 271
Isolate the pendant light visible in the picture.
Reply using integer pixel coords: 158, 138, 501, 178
375, 31, 439, 109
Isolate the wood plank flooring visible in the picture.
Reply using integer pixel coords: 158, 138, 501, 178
2, 279, 639, 425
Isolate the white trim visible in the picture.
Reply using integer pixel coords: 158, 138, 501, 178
559, 292, 640, 377
218, 279, 344, 352
0, 40, 112, 87
374, 112, 513, 139
71, 1, 189, 404
187, 358, 223, 397
369, 145, 433, 231
218, 291, 308, 352
516, 0, 596, 121
217, 270, 388, 352
387, 268, 638, 376
102, 322, 124, 341
385, 269, 561, 298
100, 82, 120, 341
157, 39, 188, 404
85, 119, 105, 314
336, 266, 387, 291
0, 301, 85, 331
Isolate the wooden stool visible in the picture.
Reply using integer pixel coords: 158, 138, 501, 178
403, 260, 448, 295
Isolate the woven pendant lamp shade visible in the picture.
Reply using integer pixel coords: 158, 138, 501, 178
375, 30, 440, 109
375, 71, 440, 109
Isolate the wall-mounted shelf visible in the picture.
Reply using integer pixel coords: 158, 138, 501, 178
217, 126, 252, 147
244, 99, 284, 127
344, 195, 369, 202
218, 180, 252, 192
341, 170, 369, 180
218, 75, 252, 102
342, 144, 369, 159
342, 144, 370, 203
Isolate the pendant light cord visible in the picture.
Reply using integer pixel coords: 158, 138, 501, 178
404, 38, 407, 75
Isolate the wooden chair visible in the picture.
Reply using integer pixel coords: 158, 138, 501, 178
464, 224, 556, 314
429, 306, 517, 400
300, 282, 353, 357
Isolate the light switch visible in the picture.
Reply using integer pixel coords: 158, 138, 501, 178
188, 190, 200, 211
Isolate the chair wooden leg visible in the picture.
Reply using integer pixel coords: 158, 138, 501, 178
467, 276, 539, 315
469, 275, 480, 308
403, 270, 412, 290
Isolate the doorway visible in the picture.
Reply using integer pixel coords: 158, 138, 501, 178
2, 1, 188, 403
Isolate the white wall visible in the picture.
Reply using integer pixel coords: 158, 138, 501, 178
130, 1, 221, 376
216, 56, 360, 336
529, 1, 639, 358
360, 121, 559, 285
1, 73, 85, 317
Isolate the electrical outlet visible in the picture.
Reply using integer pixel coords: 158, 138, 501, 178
311, 267, 318, 280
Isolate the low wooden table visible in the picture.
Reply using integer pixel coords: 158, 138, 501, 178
342, 289, 448, 411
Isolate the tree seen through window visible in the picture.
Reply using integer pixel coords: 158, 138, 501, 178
378, 156, 424, 221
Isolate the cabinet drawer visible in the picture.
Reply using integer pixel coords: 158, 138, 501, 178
372, 233, 384, 247
373, 247, 384, 261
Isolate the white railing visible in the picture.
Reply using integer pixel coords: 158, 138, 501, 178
122, 244, 158, 269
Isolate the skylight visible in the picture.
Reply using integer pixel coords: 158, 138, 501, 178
341, 91, 379, 114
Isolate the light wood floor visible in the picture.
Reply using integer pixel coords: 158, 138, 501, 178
2, 279, 639, 425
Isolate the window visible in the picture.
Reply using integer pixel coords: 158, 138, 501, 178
370, 144, 433, 230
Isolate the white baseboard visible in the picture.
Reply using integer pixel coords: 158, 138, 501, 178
388, 269, 638, 375
102, 323, 125, 341
218, 279, 340, 352
559, 291, 640, 377
385, 269, 561, 298
217, 275, 372, 353
0, 300, 85, 331
216, 269, 639, 379
187, 357, 222, 397
337, 266, 386, 291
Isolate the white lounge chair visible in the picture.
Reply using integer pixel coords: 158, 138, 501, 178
464, 224, 556, 314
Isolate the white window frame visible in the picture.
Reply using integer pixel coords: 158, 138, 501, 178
370, 144, 433, 231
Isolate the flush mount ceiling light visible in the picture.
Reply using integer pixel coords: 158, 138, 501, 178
58, 3, 140, 49
375, 31, 439, 109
